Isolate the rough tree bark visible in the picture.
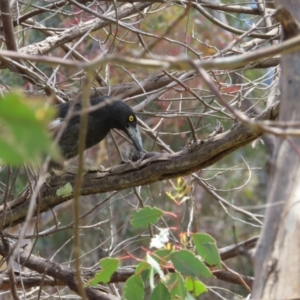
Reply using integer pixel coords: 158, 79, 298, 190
253, 2, 300, 299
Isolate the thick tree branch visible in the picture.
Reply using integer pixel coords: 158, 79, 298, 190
0, 0, 18, 51
0, 238, 118, 300
253, 4, 300, 299
0, 102, 279, 228
213, 270, 253, 288
219, 236, 258, 261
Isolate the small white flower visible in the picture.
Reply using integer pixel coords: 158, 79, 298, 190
150, 228, 169, 249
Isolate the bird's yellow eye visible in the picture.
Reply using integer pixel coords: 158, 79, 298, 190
129, 115, 134, 122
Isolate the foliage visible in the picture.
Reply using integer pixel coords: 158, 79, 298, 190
0, 92, 59, 166
87, 258, 119, 285
131, 206, 164, 229
0, 0, 281, 299
87, 186, 220, 299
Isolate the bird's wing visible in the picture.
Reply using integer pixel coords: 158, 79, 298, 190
48, 118, 63, 132
48, 101, 74, 134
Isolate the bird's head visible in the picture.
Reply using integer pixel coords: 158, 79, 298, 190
112, 101, 144, 152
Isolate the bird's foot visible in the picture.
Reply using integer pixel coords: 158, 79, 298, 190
127, 150, 146, 168
130, 150, 146, 162
187, 139, 204, 151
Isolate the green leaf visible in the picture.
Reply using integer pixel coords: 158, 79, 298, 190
150, 249, 172, 265
0, 139, 25, 165
193, 233, 221, 269
150, 282, 171, 300
170, 250, 212, 278
166, 272, 187, 299
185, 293, 196, 300
185, 277, 207, 296
0, 92, 59, 166
135, 261, 151, 282
87, 258, 119, 286
123, 274, 144, 300
131, 206, 163, 228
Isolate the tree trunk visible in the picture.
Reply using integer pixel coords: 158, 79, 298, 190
253, 1, 300, 299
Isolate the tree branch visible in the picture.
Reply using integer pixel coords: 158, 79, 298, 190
0, 238, 118, 300
0, 102, 279, 228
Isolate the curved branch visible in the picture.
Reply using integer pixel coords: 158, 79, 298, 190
0, 102, 279, 228
0, 238, 118, 300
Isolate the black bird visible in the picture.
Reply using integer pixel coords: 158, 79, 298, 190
49, 96, 143, 169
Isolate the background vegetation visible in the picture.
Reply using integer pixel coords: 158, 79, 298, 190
0, 0, 295, 299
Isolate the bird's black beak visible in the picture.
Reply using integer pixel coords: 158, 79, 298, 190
126, 125, 143, 152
